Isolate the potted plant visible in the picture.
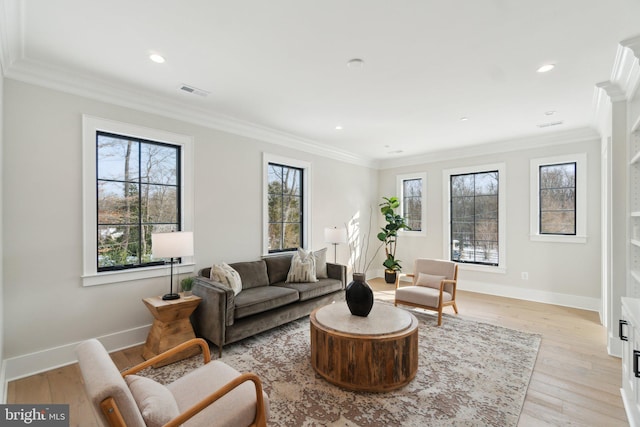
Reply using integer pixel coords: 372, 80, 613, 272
377, 196, 411, 283
181, 276, 194, 297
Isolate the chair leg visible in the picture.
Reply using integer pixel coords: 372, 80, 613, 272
452, 302, 459, 314
437, 310, 443, 326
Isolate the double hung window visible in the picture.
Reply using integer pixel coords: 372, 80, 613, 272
529, 154, 586, 243
263, 154, 310, 254
397, 173, 427, 235
97, 132, 181, 271
444, 163, 505, 271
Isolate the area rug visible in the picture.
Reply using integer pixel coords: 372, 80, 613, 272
143, 307, 541, 426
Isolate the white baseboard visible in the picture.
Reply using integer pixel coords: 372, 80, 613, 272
456, 279, 601, 312
393, 276, 601, 313
3, 324, 151, 385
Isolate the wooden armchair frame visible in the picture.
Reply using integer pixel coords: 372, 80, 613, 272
395, 262, 459, 326
100, 338, 267, 427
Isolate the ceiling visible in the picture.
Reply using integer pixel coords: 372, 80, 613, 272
1, 0, 640, 164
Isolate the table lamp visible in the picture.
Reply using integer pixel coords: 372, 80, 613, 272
324, 226, 347, 262
151, 231, 194, 300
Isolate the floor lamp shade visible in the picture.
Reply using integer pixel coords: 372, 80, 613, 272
151, 231, 194, 300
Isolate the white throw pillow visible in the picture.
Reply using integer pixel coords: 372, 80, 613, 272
314, 247, 328, 279
416, 272, 446, 289
287, 248, 318, 283
210, 262, 243, 295
125, 375, 180, 427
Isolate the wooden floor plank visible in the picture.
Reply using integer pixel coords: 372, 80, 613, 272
6, 283, 629, 426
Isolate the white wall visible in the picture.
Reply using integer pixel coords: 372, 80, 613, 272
2, 79, 378, 378
378, 138, 602, 310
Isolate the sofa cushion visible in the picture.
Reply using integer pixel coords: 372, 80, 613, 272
286, 248, 318, 283
210, 262, 243, 295
313, 248, 328, 279
264, 255, 293, 285
229, 261, 270, 290
274, 278, 343, 302
234, 286, 299, 319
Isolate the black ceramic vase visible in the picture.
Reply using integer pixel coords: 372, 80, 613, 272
345, 273, 374, 317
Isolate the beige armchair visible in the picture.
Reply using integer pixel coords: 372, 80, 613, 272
76, 338, 268, 427
395, 258, 459, 326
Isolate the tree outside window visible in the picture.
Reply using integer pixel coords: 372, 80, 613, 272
267, 163, 303, 252
97, 132, 180, 270
539, 162, 576, 235
450, 171, 499, 266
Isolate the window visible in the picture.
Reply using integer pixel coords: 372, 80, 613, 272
443, 163, 506, 271
83, 116, 194, 286
263, 154, 311, 254
530, 154, 586, 243
539, 162, 576, 235
396, 172, 427, 236
97, 131, 180, 271
267, 163, 303, 252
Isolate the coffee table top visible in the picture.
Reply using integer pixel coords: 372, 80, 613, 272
314, 303, 415, 336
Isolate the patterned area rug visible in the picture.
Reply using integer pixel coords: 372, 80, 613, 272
143, 305, 541, 426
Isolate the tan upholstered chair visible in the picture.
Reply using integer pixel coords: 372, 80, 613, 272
395, 258, 459, 326
76, 338, 268, 427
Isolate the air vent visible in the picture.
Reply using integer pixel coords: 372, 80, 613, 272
537, 121, 564, 128
179, 84, 210, 97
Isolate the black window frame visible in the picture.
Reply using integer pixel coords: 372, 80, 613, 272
450, 170, 499, 266
538, 162, 577, 236
267, 162, 304, 253
96, 131, 182, 272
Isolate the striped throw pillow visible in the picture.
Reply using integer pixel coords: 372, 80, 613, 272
286, 248, 318, 283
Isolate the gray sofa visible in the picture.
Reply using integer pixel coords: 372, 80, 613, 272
192, 255, 346, 356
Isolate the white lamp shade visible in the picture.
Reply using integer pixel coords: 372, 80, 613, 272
151, 231, 194, 258
324, 227, 347, 244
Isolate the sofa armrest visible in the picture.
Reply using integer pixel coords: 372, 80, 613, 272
326, 263, 347, 288
192, 277, 235, 348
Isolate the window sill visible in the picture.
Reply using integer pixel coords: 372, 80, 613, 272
399, 230, 426, 238
529, 234, 587, 244
82, 262, 196, 287
457, 263, 506, 274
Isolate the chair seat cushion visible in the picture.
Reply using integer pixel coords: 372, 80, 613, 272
396, 285, 452, 308
234, 286, 299, 319
167, 360, 269, 427
125, 375, 180, 427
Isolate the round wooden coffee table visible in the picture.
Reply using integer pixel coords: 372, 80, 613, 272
310, 303, 419, 392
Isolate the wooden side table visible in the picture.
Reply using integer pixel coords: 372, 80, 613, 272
142, 293, 202, 368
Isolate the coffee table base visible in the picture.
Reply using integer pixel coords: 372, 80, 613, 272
310, 304, 419, 392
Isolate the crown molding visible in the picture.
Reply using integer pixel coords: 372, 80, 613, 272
377, 127, 600, 170
593, 36, 640, 137
0, 0, 21, 75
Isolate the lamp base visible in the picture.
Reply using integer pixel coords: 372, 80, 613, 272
162, 293, 180, 301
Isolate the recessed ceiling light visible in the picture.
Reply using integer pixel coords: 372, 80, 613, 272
460, 117, 469, 122
536, 64, 555, 73
347, 58, 364, 69
335, 125, 343, 130
544, 110, 556, 116
149, 53, 166, 64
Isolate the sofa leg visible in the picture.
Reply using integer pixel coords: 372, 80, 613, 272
218, 345, 223, 358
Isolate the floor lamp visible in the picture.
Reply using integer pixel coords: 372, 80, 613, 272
324, 227, 347, 263
152, 231, 194, 301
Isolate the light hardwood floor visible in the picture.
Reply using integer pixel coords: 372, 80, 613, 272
7, 279, 629, 426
